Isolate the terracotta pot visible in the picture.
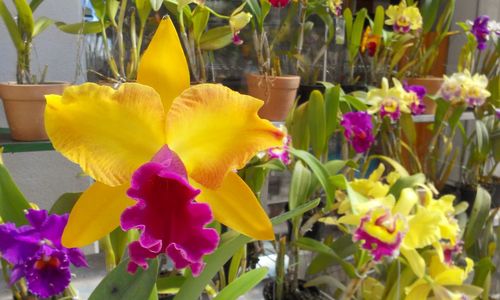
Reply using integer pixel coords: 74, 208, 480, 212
0, 82, 69, 141
406, 77, 444, 115
246, 74, 300, 121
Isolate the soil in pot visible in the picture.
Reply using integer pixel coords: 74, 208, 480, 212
0, 82, 69, 141
246, 74, 300, 122
263, 279, 328, 300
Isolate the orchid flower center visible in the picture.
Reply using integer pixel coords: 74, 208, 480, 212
34, 255, 61, 270
382, 98, 399, 113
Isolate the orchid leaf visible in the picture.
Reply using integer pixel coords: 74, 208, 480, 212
388, 173, 426, 199
372, 6, 384, 36
89, 258, 158, 300
49, 192, 81, 215
0, 154, 31, 225
213, 268, 268, 300
227, 246, 245, 284
106, 0, 120, 27
348, 8, 366, 62
289, 148, 336, 209
175, 200, 320, 299
33, 16, 53, 37
13, 0, 34, 38
324, 85, 340, 138
56, 21, 107, 34
149, 0, 162, 11
421, 0, 440, 33
305, 276, 346, 291
400, 113, 416, 146
296, 237, 358, 278
199, 26, 233, 50
29, 0, 43, 12
308, 235, 357, 274
157, 276, 186, 294
368, 155, 410, 176
135, 0, 151, 26
192, 6, 210, 43
90, 0, 106, 19
0, 0, 24, 51
308, 90, 326, 158
464, 186, 491, 250
289, 161, 312, 212
291, 103, 310, 151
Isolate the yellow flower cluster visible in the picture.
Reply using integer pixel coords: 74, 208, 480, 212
439, 70, 491, 107
385, 1, 423, 33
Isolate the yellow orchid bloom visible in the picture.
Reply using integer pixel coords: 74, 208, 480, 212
385, 1, 422, 33
367, 78, 410, 120
45, 18, 284, 273
405, 254, 479, 300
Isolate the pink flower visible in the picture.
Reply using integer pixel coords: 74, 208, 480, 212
354, 208, 406, 261
340, 112, 375, 153
232, 32, 244, 46
269, 0, 290, 8
267, 135, 291, 165
121, 146, 219, 276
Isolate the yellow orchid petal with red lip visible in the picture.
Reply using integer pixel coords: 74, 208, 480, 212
49, 16, 283, 247
193, 172, 274, 240
167, 84, 284, 189
62, 182, 135, 248
137, 18, 190, 112
45, 83, 166, 187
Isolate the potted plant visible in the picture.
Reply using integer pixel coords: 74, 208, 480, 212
55, 0, 163, 84
0, 0, 67, 141
395, 0, 456, 114
244, 0, 301, 121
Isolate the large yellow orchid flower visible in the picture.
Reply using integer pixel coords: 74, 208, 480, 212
45, 18, 283, 274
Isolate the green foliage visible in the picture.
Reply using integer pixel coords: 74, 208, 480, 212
49, 192, 81, 215
0, 155, 30, 225
89, 258, 159, 300
213, 268, 268, 300
308, 91, 326, 158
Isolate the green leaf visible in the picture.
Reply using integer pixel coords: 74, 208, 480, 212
289, 148, 336, 209
192, 5, 210, 43
89, 258, 158, 300
291, 103, 310, 151
106, 0, 120, 27
343, 8, 352, 46
90, 0, 106, 19
308, 91, 326, 158
135, 0, 151, 26
289, 161, 312, 211
372, 6, 384, 36
271, 198, 321, 226
32, 16, 53, 37
308, 235, 357, 274
49, 192, 81, 215
295, 237, 358, 278
400, 113, 416, 146
324, 85, 340, 138
421, 0, 441, 33
199, 26, 233, 50
109, 227, 136, 264
472, 257, 494, 289
157, 276, 186, 294
29, 0, 43, 12
464, 186, 491, 250
0, 155, 30, 225
388, 173, 426, 200
56, 21, 107, 34
254, 159, 286, 171
348, 8, 367, 62
368, 155, 410, 176
149, 0, 162, 11
475, 120, 490, 161
13, 0, 34, 38
213, 268, 268, 300
0, 0, 24, 51
305, 275, 346, 291
342, 95, 368, 111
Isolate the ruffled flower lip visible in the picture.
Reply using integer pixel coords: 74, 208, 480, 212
341, 112, 375, 154
121, 145, 219, 276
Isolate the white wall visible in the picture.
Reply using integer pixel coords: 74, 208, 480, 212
0, 0, 89, 211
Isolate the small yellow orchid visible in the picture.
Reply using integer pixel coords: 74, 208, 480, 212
367, 78, 410, 120
405, 254, 479, 300
45, 18, 284, 274
385, 1, 422, 33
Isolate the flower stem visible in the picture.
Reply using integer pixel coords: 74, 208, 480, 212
341, 261, 375, 300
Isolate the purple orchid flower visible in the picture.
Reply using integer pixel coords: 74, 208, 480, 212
267, 135, 291, 165
404, 83, 427, 115
340, 112, 375, 153
0, 210, 87, 298
471, 15, 490, 50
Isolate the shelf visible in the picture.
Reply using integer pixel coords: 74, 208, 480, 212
0, 128, 54, 153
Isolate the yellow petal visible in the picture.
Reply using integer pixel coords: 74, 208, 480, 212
167, 84, 284, 189
137, 18, 190, 112
192, 172, 274, 240
393, 188, 418, 216
45, 83, 166, 186
403, 206, 441, 249
401, 247, 426, 278
62, 182, 135, 248
405, 280, 431, 300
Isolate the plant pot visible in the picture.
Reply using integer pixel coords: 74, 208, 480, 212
296, 84, 326, 105
245, 74, 300, 121
405, 77, 443, 115
0, 82, 69, 141
340, 84, 368, 94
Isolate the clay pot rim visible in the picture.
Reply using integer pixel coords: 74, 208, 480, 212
0, 81, 70, 88
405, 76, 444, 82
245, 73, 300, 80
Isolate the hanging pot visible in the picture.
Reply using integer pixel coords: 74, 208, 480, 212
0, 82, 69, 141
246, 74, 300, 122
